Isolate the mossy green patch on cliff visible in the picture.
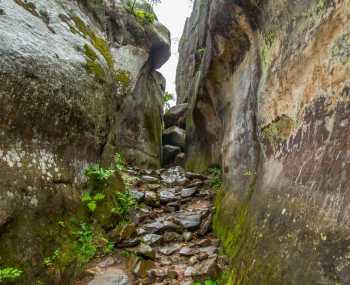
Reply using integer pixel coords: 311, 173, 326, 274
14, 0, 39, 18
71, 15, 114, 69
331, 32, 350, 65
260, 31, 276, 73
261, 115, 294, 149
213, 181, 279, 285
84, 44, 106, 82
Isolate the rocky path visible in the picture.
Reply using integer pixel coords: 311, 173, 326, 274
80, 166, 226, 285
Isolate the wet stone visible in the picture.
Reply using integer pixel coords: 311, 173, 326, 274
176, 213, 202, 230
141, 234, 162, 245
181, 187, 197, 198
158, 244, 182, 256
130, 189, 145, 202
142, 175, 159, 183
199, 213, 213, 236
144, 191, 159, 207
133, 260, 155, 279
117, 238, 140, 248
179, 247, 197, 256
143, 220, 182, 234
163, 231, 181, 243
88, 270, 130, 285
137, 244, 156, 260
182, 232, 193, 242
159, 190, 177, 203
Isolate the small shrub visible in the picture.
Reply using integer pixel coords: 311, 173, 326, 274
208, 166, 222, 190
84, 164, 115, 190
114, 152, 126, 171
73, 223, 97, 263
81, 191, 106, 212
0, 267, 23, 282
112, 190, 136, 219
125, 0, 157, 25
163, 91, 174, 110
43, 249, 60, 268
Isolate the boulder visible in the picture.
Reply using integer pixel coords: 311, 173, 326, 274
162, 145, 181, 165
174, 152, 185, 167
164, 103, 188, 128
163, 126, 186, 149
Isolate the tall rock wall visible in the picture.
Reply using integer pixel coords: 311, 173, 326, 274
177, 0, 350, 283
0, 0, 169, 282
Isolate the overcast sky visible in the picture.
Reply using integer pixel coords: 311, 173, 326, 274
154, 0, 193, 99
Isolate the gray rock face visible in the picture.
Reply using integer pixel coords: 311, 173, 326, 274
163, 126, 186, 149
0, 0, 170, 281
164, 103, 188, 128
177, 0, 350, 283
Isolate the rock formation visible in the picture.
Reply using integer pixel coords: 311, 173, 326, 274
177, 0, 350, 283
0, 0, 169, 282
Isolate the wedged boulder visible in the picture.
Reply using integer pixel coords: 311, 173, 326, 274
162, 145, 181, 165
174, 152, 185, 167
164, 103, 188, 128
163, 126, 186, 149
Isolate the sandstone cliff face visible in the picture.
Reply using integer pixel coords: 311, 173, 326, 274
0, 0, 169, 281
177, 0, 350, 283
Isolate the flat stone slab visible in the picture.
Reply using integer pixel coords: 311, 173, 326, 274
88, 269, 129, 285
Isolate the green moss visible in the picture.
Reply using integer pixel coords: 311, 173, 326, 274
115, 70, 132, 94
213, 181, 280, 285
14, 0, 39, 18
260, 31, 276, 73
71, 15, 114, 69
261, 115, 294, 149
85, 58, 106, 82
84, 44, 98, 62
331, 32, 350, 65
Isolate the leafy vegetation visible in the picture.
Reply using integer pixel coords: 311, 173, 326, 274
193, 280, 219, 285
208, 166, 222, 190
163, 91, 174, 110
81, 192, 106, 212
72, 223, 97, 263
84, 164, 115, 191
125, 0, 160, 25
112, 190, 137, 219
0, 267, 23, 283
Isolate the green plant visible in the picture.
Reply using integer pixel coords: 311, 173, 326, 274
112, 190, 136, 219
0, 267, 23, 282
81, 191, 106, 212
114, 152, 126, 171
193, 280, 219, 285
84, 164, 115, 190
43, 249, 60, 268
73, 223, 97, 263
125, 0, 158, 25
103, 241, 115, 254
163, 91, 174, 110
208, 166, 222, 190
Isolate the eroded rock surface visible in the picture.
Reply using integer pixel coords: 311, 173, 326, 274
0, 0, 169, 282
177, 0, 350, 283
